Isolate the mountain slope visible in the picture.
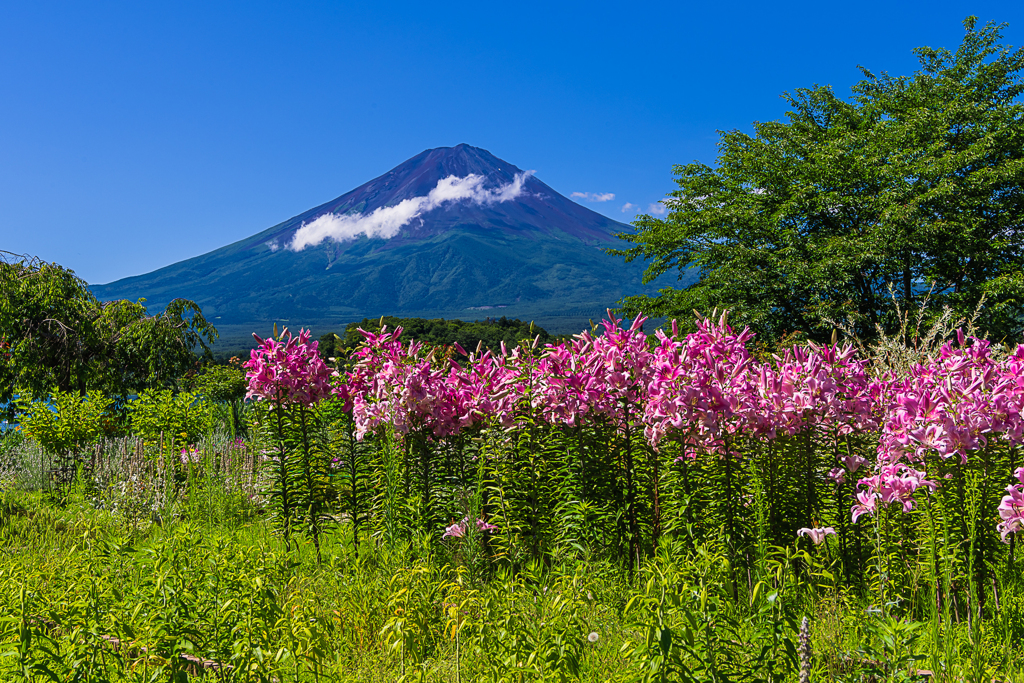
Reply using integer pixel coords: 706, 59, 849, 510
91, 144, 688, 332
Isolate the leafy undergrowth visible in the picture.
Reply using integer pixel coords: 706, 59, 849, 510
1, 488, 1021, 682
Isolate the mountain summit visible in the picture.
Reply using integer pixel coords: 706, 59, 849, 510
91, 145, 681, 337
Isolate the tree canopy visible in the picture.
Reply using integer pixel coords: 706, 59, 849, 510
319, 316, 553, 363
1, 252, 218, 419
615, 18, 1024, 344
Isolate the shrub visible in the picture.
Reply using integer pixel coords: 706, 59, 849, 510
17, 390, 110, 456
128, 389, 212, 446
189, 363, 246, 403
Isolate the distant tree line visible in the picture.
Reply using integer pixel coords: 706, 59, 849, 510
318, 316, 553, 363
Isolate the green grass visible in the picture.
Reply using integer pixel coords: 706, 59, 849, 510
1, 432, 1022, 682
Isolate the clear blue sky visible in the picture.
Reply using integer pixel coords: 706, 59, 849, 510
2, 1, 1022, 285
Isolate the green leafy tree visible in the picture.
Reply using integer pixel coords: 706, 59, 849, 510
616, 18, 1024, 344
1, 252, 218, 419
94, 298, 219, 395
0, 254, 104, 404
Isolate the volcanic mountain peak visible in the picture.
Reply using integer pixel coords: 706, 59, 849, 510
311, 144, 525, 213
364, 143, 527, 196
91, 144, 688, 345
258, 144, 616, 252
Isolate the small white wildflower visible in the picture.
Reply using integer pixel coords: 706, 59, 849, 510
588, 632, 599, 643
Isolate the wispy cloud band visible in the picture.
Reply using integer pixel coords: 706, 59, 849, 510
287, 172, 533, 251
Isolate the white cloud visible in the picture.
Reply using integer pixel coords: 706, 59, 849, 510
266, 241, 280, 252
571, 191, 615, 202
289, 171, 533, 251
647, 201, 668, 216
620, 202, 637, 213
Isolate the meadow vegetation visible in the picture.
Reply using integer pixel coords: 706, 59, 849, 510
2, 308, 1023, 682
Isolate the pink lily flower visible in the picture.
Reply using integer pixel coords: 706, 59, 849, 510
797, 527, 837, 545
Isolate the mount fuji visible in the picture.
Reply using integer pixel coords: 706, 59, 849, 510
91, 144, 687, 342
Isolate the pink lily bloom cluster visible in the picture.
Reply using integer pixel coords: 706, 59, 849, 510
442, 516, 499, 539
244, 315, 1024, 543
534, 314, 653, 429
999, 467, 1024, 541
876, 334, 1024, 464
243, 328, 334, 407
850, 464, 939, 521
644, 317, 877, 457
345, 326, 504, 440
854, 335, 1024, 535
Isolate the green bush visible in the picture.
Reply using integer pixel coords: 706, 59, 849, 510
17, 390, 111, 456
189, 364, 248, 437
128, 389, 212, 446
189, 363, 246, 403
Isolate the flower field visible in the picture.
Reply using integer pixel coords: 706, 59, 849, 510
2, 312, 1024, 681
